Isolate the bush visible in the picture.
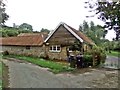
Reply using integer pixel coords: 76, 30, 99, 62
83, 46, 106, 67
2, 51, 9, 55
83, 55, 93, 67
92, 46, 106, 66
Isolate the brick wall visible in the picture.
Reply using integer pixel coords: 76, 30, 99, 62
1, 45, 45, 57
45, 46, 67, 60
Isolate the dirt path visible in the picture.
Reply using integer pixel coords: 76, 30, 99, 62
2, 58, 119, 88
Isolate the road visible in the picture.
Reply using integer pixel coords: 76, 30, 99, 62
104, 56, 120, 69
3, 58, 118, 88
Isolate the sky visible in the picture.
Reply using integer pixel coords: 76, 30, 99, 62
5, 0, 116, 40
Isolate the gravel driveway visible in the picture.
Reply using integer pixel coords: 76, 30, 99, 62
3, 58, 118, 88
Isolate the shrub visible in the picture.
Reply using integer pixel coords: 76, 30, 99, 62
83, 46, 106, 66
2, 51, 9, 55
83, 55, 93, 67
92, 46, 106, 66
83, 51, 92, 55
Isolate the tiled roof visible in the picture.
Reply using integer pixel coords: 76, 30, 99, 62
0, 33, 48, 46
66, 24, 95, 45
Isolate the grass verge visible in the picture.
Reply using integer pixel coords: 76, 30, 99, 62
107, 51, 120, 57
3, 54, 74, 74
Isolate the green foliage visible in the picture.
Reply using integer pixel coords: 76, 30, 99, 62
92, 46, 106, 64
83, 20, 89, 31
40, 28, 50, 33
0, 0, 9, 26
79, 20, 107, 45
84, 46, 106, 66
90, 21, 95, 31
107, 51, 120, 57
83, 55, 93, 66
0, 27, 32, 37
5, 30, 18, 37
85, 1, 120, 40
102, 40, 120, 52
0, 29, 18, 37
112, 41, 120, 51
19, 23, 33, 31
3, 54, 74, 74
69, 40, 82, 51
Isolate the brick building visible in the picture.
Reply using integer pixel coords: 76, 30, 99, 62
0, 22, 95, 60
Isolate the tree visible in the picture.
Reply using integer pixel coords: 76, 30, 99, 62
82, 20, 89, 33
40, 28, 50, 33
79, 24, 83, 32
0, 0, 9, 26
0, 26, 32, 37
85, 0, 120, 40
90, 21, 95, 31
79, 20, 107, 45
19, 23, 33, 31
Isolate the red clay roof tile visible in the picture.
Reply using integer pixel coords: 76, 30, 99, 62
0, 33, 48, 46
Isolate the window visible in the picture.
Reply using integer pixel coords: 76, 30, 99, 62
50, 46, 52, 51
26, 46, 31, 50
68, 47, 73, 52
57, 46, 60, 51
49, 45, 61, 52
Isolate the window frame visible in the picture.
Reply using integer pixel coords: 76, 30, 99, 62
26, 46, 31, 50
68, 47, 73, 52
49, 45, 61, 52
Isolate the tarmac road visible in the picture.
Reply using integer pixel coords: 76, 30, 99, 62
3, 58, 118, 88
104, 56, 120, 69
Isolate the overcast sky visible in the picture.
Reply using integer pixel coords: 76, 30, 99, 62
5, 0, 116, 40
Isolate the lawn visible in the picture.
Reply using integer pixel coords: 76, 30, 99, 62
107, 51, 120, 57
3, 54, 74, 74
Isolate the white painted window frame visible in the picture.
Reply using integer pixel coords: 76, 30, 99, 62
49, 45, 61, 52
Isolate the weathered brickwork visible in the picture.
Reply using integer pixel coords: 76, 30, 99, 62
45, 46, 68, 60
1, 43, 92, 61
1, 45, 45, 57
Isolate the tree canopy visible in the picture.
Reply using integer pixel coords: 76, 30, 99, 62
0, 26, 32, 37
19, 23, 33, 31
79, 20, 108, 45
0, 0, 9, 26
40, 28, 50, 33
85, 0, 120, 40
